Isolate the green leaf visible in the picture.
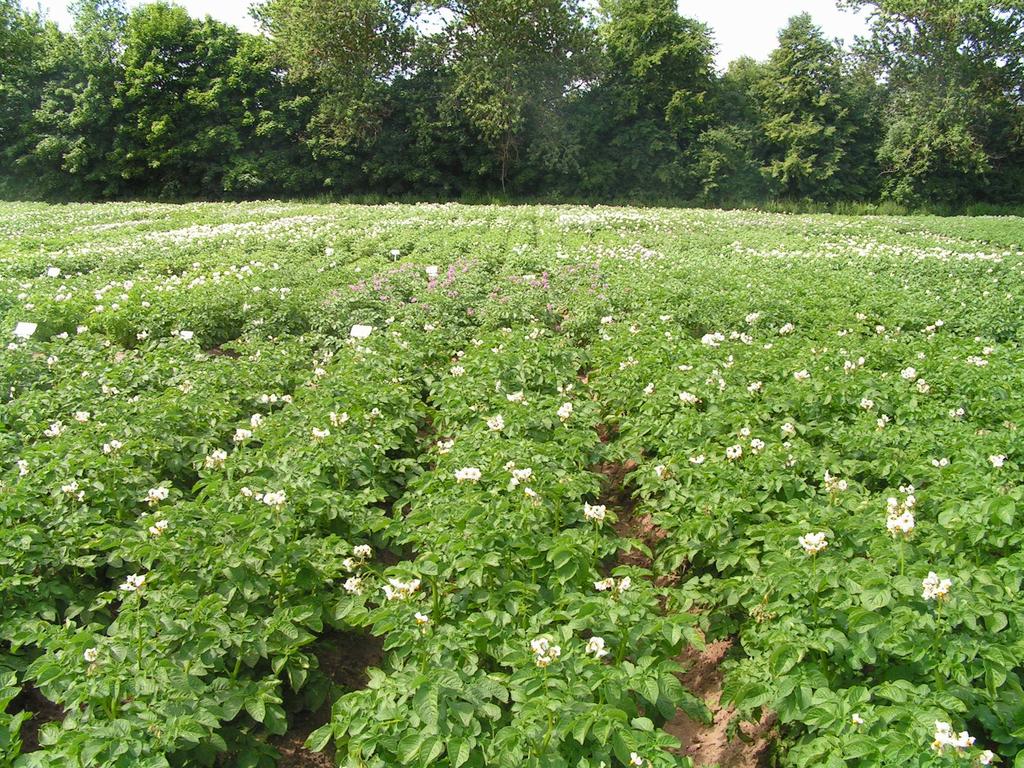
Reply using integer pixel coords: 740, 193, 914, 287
630, 717, 654, 732
449, 737, 472, 768
244, 697, 266, 723
305, 724, 333, 752
398, 732, 425, 762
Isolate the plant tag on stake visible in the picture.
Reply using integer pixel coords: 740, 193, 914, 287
13, 322, 37, 339
425, 265, 439, 279
350, 324, 373, 339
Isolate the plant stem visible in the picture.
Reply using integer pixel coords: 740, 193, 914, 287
811, 555, 819, 623
539, 667, 555, 754
135, 597, 144, 677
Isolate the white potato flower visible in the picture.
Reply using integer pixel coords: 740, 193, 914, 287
454, 467, 482, 482
382, 577, 420, 601
142, 487, 169, 506
931, 720, 974, 753
530, 636, 561, 668
886, 510, 915, 537
585, 636, 608, 658
922, 572, 951, 601
798, 532, 828, 555
119, 573, 147, 592
204, 449, 228, 469
262, 490, 287, 509
823, 470, 847, 493
678, 391, 700, 405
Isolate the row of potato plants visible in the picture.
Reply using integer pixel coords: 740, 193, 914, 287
2, 200, 1024, 767
589, 245, 1023, 767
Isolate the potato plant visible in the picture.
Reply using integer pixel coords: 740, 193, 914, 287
1, 201, 1022, 768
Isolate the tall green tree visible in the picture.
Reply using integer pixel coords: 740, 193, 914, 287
436, 0, 597, 191
255, 0, 416, 154
27, 0, 127, 197
691, 56, 769, 204
0, 1, 62, 196
217, 34, 320, 197
111, 3, 277, 198
844, 0, 1024, 204
576, 0, 715, 198
755, 13, 854, 200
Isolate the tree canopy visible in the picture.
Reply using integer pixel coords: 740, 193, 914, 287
0, 0, 1021, 207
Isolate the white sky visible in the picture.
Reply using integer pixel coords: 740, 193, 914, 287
31, 0, 871, 69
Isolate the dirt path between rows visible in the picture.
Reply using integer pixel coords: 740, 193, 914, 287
668, 637, 777, 767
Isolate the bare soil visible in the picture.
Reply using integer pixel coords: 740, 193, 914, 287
12, 684, 64, 753
667, 637, 776, 767
271, 630, 384, 768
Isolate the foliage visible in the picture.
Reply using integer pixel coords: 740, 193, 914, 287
844, 0, 1024, 205
0, 0, 1023, 204
1, 201, 1023, 768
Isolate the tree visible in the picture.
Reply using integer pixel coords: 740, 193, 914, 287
692, 56, 769, 204
436, 0, 597, 191
576, 0, 715, 198
27, 0, 128, 198
755, 13, 854, 200
110, 3, 293, 198
844, 0, 1024, 204
255, 0, 416, 153
0, 1, 61, 196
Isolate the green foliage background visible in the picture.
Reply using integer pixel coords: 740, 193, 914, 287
0, 0, 1022, 207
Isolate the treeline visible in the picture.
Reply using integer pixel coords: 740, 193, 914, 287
1, 0, 1022, 206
